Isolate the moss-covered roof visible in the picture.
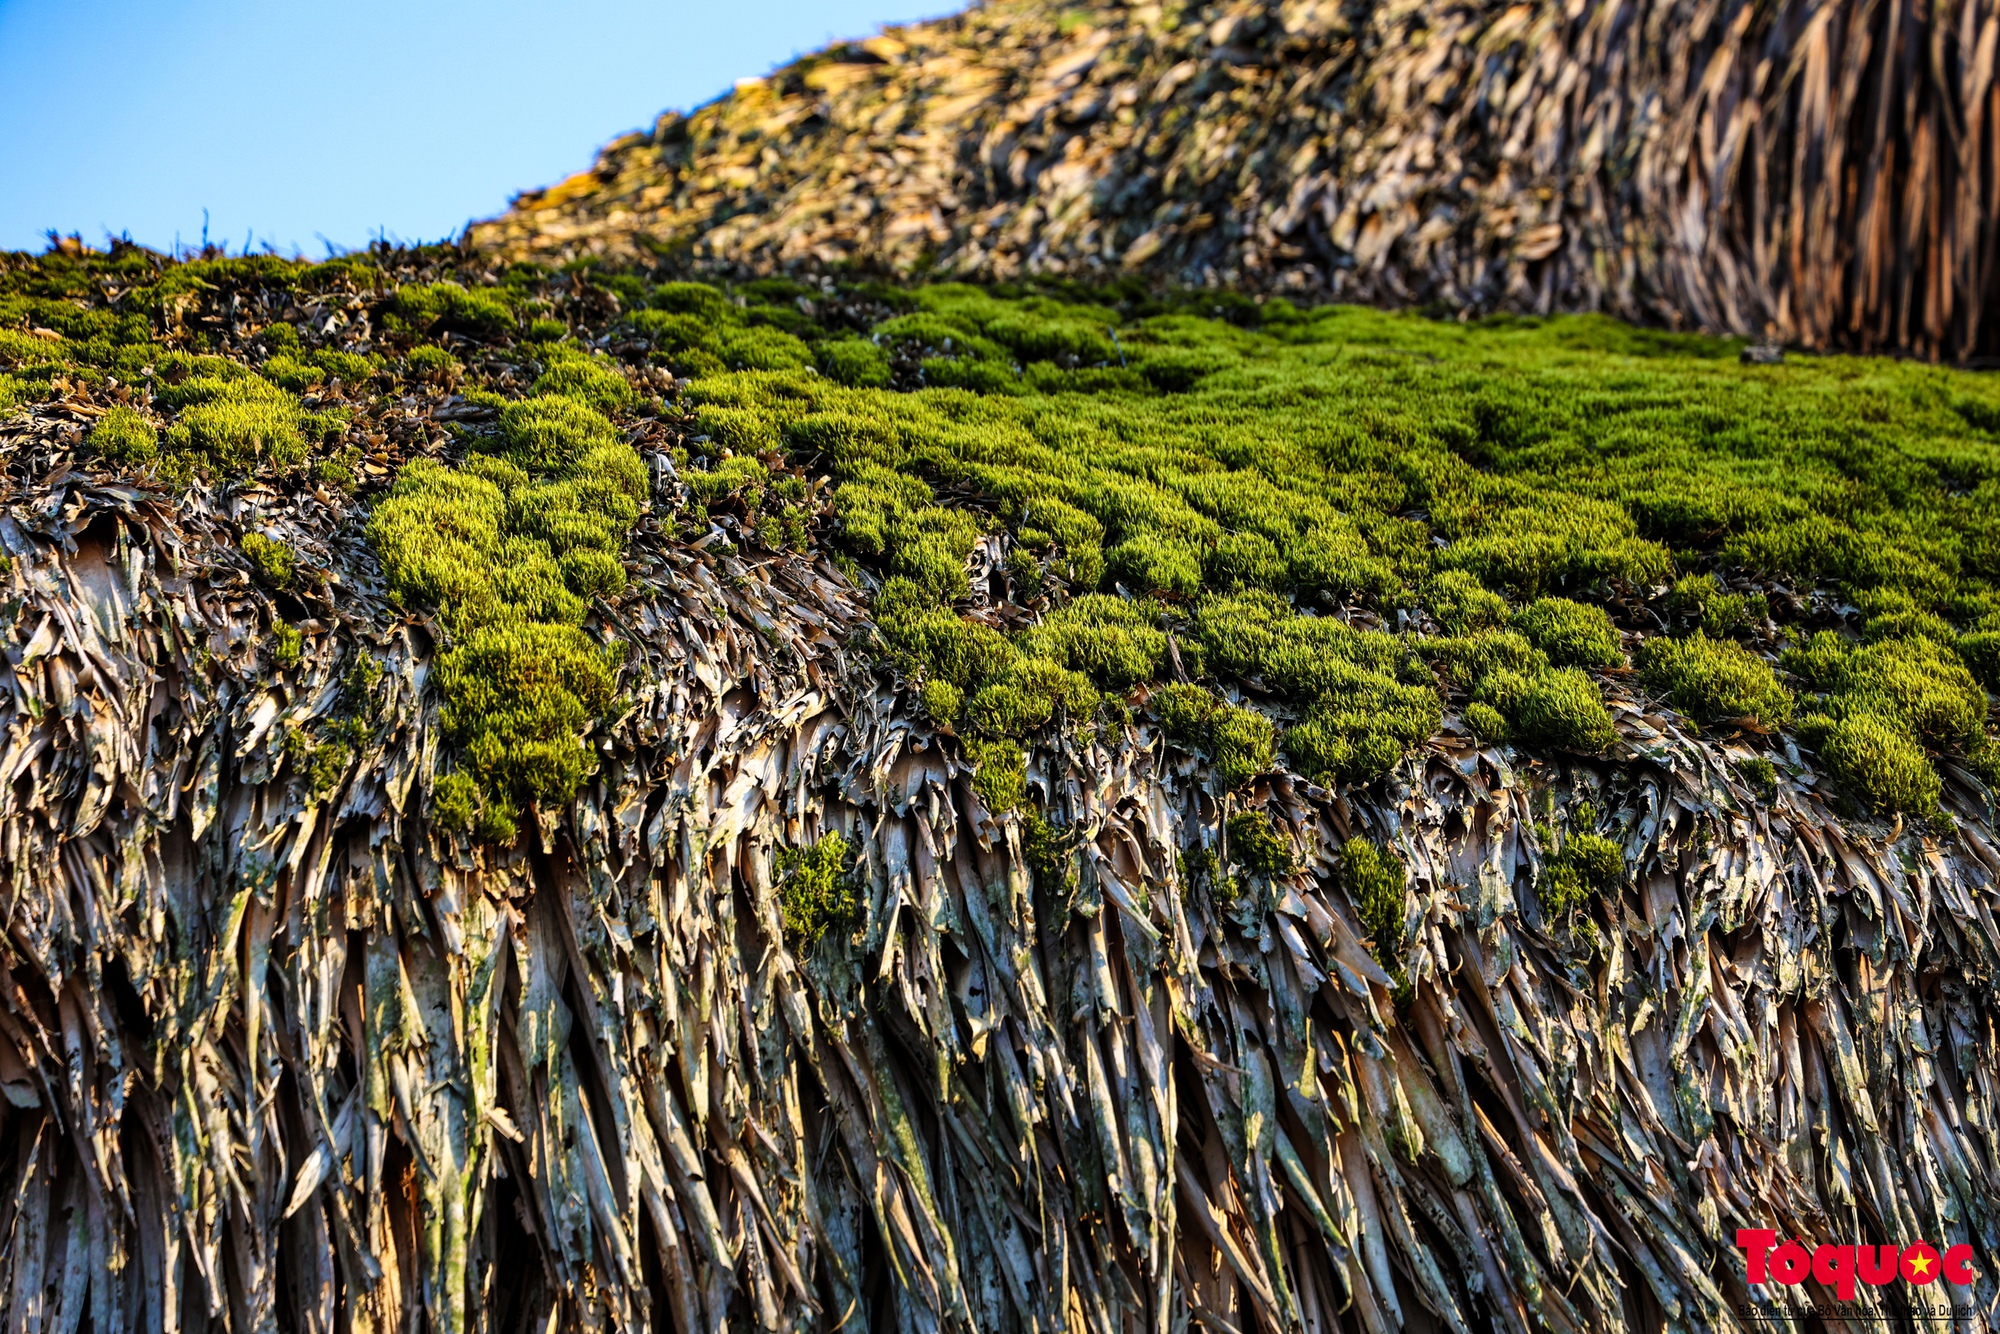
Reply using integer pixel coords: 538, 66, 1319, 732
8, 239, 2000, 1334
7, 242, 2000, 825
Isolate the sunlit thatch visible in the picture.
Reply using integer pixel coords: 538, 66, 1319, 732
477, 0, 2000, 358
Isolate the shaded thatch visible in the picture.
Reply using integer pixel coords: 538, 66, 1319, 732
474, 0, 2000, 359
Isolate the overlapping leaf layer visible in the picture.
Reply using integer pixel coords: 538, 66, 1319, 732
475, 0, 2000, 358
1, 244, 1998, 1333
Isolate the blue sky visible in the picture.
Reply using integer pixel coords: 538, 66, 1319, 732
0, 0, 947, 256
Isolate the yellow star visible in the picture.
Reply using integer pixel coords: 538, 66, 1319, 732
1910, 1253, 1934, 1278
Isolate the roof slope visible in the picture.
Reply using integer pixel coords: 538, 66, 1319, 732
472, 0, 2000, 359
9, 245, 2000, 1332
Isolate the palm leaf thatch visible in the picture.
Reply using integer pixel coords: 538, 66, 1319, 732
0, 246, 1996, 1334
477, 0, 2000, 359
6, 441, 1999, 1333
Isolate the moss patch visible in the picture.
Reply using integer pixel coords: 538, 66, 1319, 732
159, 375, 330, 473
1477, 665, 1618, 752
368, 382, 643, 839
1513, 597, 1623, 668
1152, 683, 1276, 789
775, 832, 861, 946
26, 248, 2000, 842
1226, 810, 1294, 877
90, 406, 157, 464
1640, 632, 1792, 730
1786, 631, 1987, 813
1342, 838, 1408, 981
271, 621, 304, 669
1818, 713, 1942, 815
1539, 820, 1622, 916
240, 532, 297, 588
1669, 574, 1762, 638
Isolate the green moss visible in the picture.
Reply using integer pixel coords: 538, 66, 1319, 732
1819, 712, 1941, 815
38, 255, 2000, 821
1478, 665, 1619, 752
1014, 594, 1168, 689
322, 348, 380, 382
261, 354, 323, 392
1812, 636, 1985, 750
161, 376, 312, 472
0, 328, 63, 369
431, 770, 482, 833
1958, 630, 2000, 691
1004, 545, 1044, 593
776, 832, 862, 946
878, 593, 1015, 688
1783, 630, 1851, 689
686, 454, 771, 510
651, 281, 730, 320
1639, 632, 1792, 729
1190, 591, 1437, 783
240, 532, 297, 588
390, 281, 516, 336
533, 347, 634, 412
716, 327, 815, 373
1669, 573, 1763, 638
1540, 824, 1622, 915
1426, 570, 1508, 633
628, 309, 706, 352
698, 404, 782, 454
1420, 628, 1541, 686
297, 668, 377, 798
966, 737, 1026, 811
1465, 700, 1509, 741
308, 738, 353, 798
342, 655, 383, 710
1212, 705, 1276, 789
496, 395, 624, 474
1439, 497, 1670, 596
1342, 838, 1407, 968
1784, 631, 1988, 812
840, 487, 984, 606
1152, 684, 1274, 788
1226, 810, 1294, 877
820, 337, 891, 387
1023, 813, 1079, 899
271, 621, 304, 669
369, 462, 510, 620
1155, 682, 1221, 745
1106, 531, 1203, 597
1736, 755, 1777, 797
89, 406, 157, 463
435, 621, 619, 812
366, 352, 644, 839
406, 344, 462, 381
1513, 597, 1622, 668
921, 679, 962, 726
967, 657, 1098, 735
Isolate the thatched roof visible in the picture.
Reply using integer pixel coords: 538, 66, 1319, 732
1, 244, 1997, 1332
474, 0, 2000, 360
